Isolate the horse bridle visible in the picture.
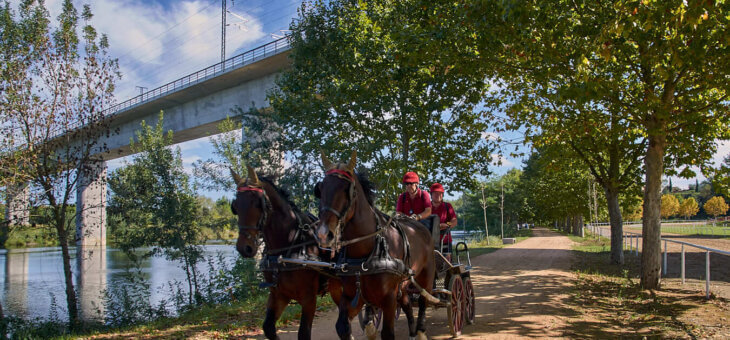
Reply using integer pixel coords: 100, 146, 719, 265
235, 185, 272, 243
320, 169, 358, 251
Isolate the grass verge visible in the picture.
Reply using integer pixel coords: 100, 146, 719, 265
565, 231, 730, 338
63, 294, 336, 340
465, 229, 533, 258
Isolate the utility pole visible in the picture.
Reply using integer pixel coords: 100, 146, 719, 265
221, 0, 227, 62
500, 182, 504, 240
480, 183, 490, 245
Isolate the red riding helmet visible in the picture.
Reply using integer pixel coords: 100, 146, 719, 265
430, 183, 445, 193
402, 171, 420, 184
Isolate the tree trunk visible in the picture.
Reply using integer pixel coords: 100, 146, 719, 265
642, 132, 665, 289
56, 220, 79, 328
572, 214, 583, 236
604, 187, 624, 265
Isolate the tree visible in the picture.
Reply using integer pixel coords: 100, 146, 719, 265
703, 196, 729, 218
193, 117, 250, 192
396, 0, 730, 289
0, 0, 119, 327
268, 0, 495, 207
518, 147, 593, 236
623, 197, 643, 221
660, 194, 680, 219
678, 197, 699, 220
107, 113, 205, 305
713, 154, 730, 196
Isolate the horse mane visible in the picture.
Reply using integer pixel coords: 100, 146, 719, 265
355, 170, 376, 206
258, 175, 304, 216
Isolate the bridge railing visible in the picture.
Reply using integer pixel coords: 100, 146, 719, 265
48, 37, 291, 140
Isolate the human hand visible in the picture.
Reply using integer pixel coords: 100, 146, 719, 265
409, 213, 419, 220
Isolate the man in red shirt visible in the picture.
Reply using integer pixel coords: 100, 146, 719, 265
430, 183, 457, 258
395, 171, 432, 220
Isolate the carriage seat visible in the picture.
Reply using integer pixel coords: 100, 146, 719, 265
419, 215, 441, 250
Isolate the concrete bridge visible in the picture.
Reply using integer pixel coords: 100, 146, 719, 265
5, 38, 292, 247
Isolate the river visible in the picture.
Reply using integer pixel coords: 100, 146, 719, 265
0, 243, 241, 322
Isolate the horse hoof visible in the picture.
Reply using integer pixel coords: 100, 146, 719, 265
365, 322, 377, 340
416, 330, 428, 340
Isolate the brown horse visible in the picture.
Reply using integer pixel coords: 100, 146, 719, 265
314, 151, 435, 340
231, 166, 339, 340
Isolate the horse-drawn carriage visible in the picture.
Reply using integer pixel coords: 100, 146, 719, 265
230, 151, 477, 340
358, 221, 476, 337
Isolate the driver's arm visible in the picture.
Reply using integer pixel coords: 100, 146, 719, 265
419, 207, 431, 220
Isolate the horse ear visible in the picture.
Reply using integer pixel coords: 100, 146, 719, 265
347, 150, 356, 172
246, 165, 260, 186
321, 150, 333, 170
230, 168, 244, 186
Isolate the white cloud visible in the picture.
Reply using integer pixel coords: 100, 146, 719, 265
177, 137, 211, 152
84, 0, 267, 100
481, 132, 500, 141
491, 154, 513, 167
713, 140, 730, 166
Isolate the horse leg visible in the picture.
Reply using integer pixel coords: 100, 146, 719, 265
335, 294, 353, 340
297, 294, 317, 340
415, 295, 428, 340
363, 305, 377, 340
263, 292, 289, 340
399, 292, 417, 339
379, 293, 399, 340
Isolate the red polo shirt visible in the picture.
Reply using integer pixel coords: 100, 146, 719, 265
396, 189, 431, 216
432, 201, 457, 243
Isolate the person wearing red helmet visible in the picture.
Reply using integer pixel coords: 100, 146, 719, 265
430, 182, 457, 257
395, 171, 432, 220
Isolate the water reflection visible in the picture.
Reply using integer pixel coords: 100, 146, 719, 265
76, 245, 106, 321
0, 244, 238, 322
3, 250, 29, 319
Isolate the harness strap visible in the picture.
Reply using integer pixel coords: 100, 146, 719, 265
238, 186, 264, 193
326, 169, 355, 181
338, 227, 386, 248
266, 239, 318, 256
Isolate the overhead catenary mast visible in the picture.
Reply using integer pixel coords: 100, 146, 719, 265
221, 0, 226, 62
221, 0, 248, 63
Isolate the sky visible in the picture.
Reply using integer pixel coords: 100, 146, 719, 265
19, 0, 730, 201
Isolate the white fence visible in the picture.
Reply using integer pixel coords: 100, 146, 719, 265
588, 224, 730, 299
590, 221, 730, 237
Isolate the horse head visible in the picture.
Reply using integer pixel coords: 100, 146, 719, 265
230, 165, 271, 257
315, 150, 358, 249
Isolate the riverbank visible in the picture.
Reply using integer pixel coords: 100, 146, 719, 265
25, 233, 528, 339
0, 224, 238, 249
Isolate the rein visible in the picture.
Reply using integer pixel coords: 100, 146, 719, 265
337, 208, 396, 248
264, 211, 320, 256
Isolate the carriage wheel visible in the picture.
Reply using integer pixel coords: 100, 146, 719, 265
463, 276, 476, 325
446, 275, 465, 337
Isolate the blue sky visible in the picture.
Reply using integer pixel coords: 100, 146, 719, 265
31, 0, 730, 201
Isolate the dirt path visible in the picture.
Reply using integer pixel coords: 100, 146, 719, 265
270, 228, 576, 339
